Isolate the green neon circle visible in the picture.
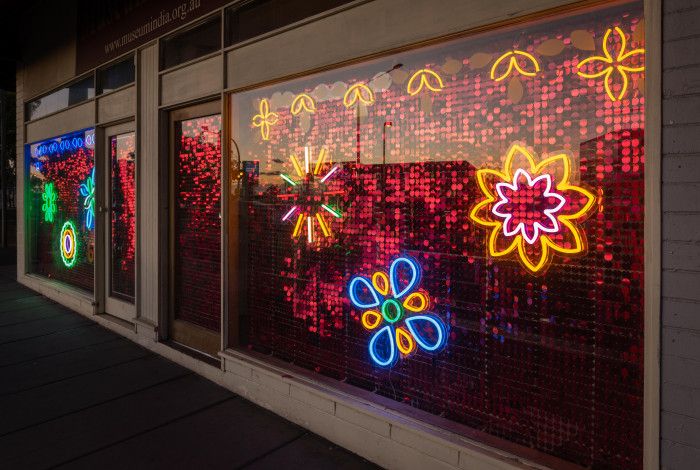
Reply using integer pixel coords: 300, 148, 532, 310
381, 298, 403, 324
59, 221, 78, 268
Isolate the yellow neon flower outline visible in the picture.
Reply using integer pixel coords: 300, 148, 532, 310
577, 26, 645, 101
251, 99, 279, 141
469, 143, 596, 274
290, 93, 316, 115
406, 68, 445, 96
490, 50, 540, 82
343, 83, 375, 108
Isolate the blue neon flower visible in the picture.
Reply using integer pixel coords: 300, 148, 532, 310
348, 256, 448, 368
79, 168, 95, 231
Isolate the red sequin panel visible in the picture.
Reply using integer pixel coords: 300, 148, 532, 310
110, 132, 136, 301
174, 115, 222, 331
231, 3, 643, 468
27, 129, 95, 292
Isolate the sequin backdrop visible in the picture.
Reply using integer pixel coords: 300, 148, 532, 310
230, 3, 644, 468
27, 129, 95, 292
110, 132, 136, 301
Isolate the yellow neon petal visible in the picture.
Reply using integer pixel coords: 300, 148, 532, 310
490, 52, 515, 82
512, 50, 540, 77
577, 56, 613, 79
407, 69, 445, 95
602, 28, 615, 62
290, 93, 316, 115
372, 272, 389, 296
534, 153, 571, 187
488, 224, 520, 258
543, 219, 585, 255
603, 67, 617, 102
361, 310, 382, 330
516, 238, 550, 273
504, 143, 538, 178
290, 154, 304, 177
343, 83, 374, 108
292, 213, 305, 238
313, 148, 327, 175
396, 327, 416, 355
613, 26, 627, 62
315, 213, 331, 238
402, 291, 428, 312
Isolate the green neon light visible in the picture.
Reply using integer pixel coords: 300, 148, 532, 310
280, 173, 297, 186
59, 220, 78, 268
41, 182, 58, 223
321, 204, 342, 218
381, 298, 403, 324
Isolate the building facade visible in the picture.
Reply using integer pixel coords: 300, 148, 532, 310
15, 0, 697, 468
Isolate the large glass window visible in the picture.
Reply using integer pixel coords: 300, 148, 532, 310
229, 3, 644, 468
160, 15, 221, 70
25, 76, 95, 121
27, 129, 96, 291
98, 56, 135, 94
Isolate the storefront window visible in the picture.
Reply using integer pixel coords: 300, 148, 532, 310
228, 3, 644, 467
110, 132, 136, 301
27, 129, 96, 292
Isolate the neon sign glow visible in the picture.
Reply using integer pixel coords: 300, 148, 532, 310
469, 143, 596, 274
490, 50, 540, 82
577, 26, 645, 102
343, 83, 375, 108
348, 256, 448, 367
59, 221, 78, 268
407, 69, 445, 95
41, 182, 58, 223
252, 98, 279, 141
79, 168, 95, 231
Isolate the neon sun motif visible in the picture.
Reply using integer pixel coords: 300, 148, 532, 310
348, 256, 448, 368
279, 146, 342, 243
60, 220, 78, 268
470, 143, 596, 274
41, 182, 58, 223
577, 26, 645, 102
79, 168, 95, 231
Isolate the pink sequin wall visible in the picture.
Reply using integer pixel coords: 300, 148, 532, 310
231, 3, 644, 468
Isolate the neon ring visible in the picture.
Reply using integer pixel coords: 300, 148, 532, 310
60, 221, 78, 267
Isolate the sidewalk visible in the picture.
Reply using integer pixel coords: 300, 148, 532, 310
0, 261, 377, 469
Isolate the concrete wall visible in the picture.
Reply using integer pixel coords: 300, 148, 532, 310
661, 0, 700, 468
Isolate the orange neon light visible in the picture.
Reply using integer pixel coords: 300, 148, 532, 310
292, 213, 305, 238
406, 69, 445, 96
490, 50, 540, 82
371, 271, 390, 296
251, 99, 279, 141
290, 93, 316, 115
361, 310, 382, 330
469, 143, 596, 274
577, 26, 645, 102
315, 213, 331, 238
290, 154, 304, 178
396, 327, 416, 355
313, 148, 327, 176
402, 291, 428, 312
343, 83, 375, 108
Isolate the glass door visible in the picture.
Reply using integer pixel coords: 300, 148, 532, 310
102, 123, 136, 319
168, 102, 222, 357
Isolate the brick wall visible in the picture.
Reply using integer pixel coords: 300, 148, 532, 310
662, 0, 700, 468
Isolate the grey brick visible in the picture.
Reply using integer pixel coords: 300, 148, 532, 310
663, 183, 700, 212
663, 325, 700, 358
665, 0, 700, 14
663, 154, 700, 183
662, 383, 700, 418
663, 241, 700, 270
663, 213, 700, 241
662, 354, 700, 388
664, 125, 700, 154
662, 411, 700, 448
662, 439, 700, 470
664, 36, 700, 69
665, 9, 700, 41
663, 298, 700, 331
664, 96, 700, 125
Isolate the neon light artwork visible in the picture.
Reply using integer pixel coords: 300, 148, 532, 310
577, 26, 645, 102
252, 98, 279, 141
59, 221, 78, 268
470, 143, 596, 274
79, 168, 95, 231
406, 69, 445, 95
348, 256, 447, 367
490, 50, 540, 81
279, 146, 342, 243
290, 93, 316, 115
41, 182, 58, 223
343, 83, 375, 108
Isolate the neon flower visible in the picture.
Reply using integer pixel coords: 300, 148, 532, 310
490, 50, 540, 82
343, 83, 375, 108
290, 93, 316, 115
279, 146, 342, 243
79, 168, 95, 231
577, 26, 645, 102
348, 256, 448, 367
59, 220, 78, 268
407, 69, 445, 96
252, 98, 279, 141
470, 143, 596, 274
41, 182, 58, 223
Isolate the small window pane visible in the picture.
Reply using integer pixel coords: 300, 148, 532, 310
225, 0, 354, 46
161, 16, 221, 70
25, 76, 95, 121
110, 132, 136, 301
98, 57, 135, 94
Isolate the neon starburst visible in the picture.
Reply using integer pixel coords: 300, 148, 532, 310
279, 146, 342, 243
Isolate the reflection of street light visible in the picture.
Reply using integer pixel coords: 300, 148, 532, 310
356, 63, 402, 164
